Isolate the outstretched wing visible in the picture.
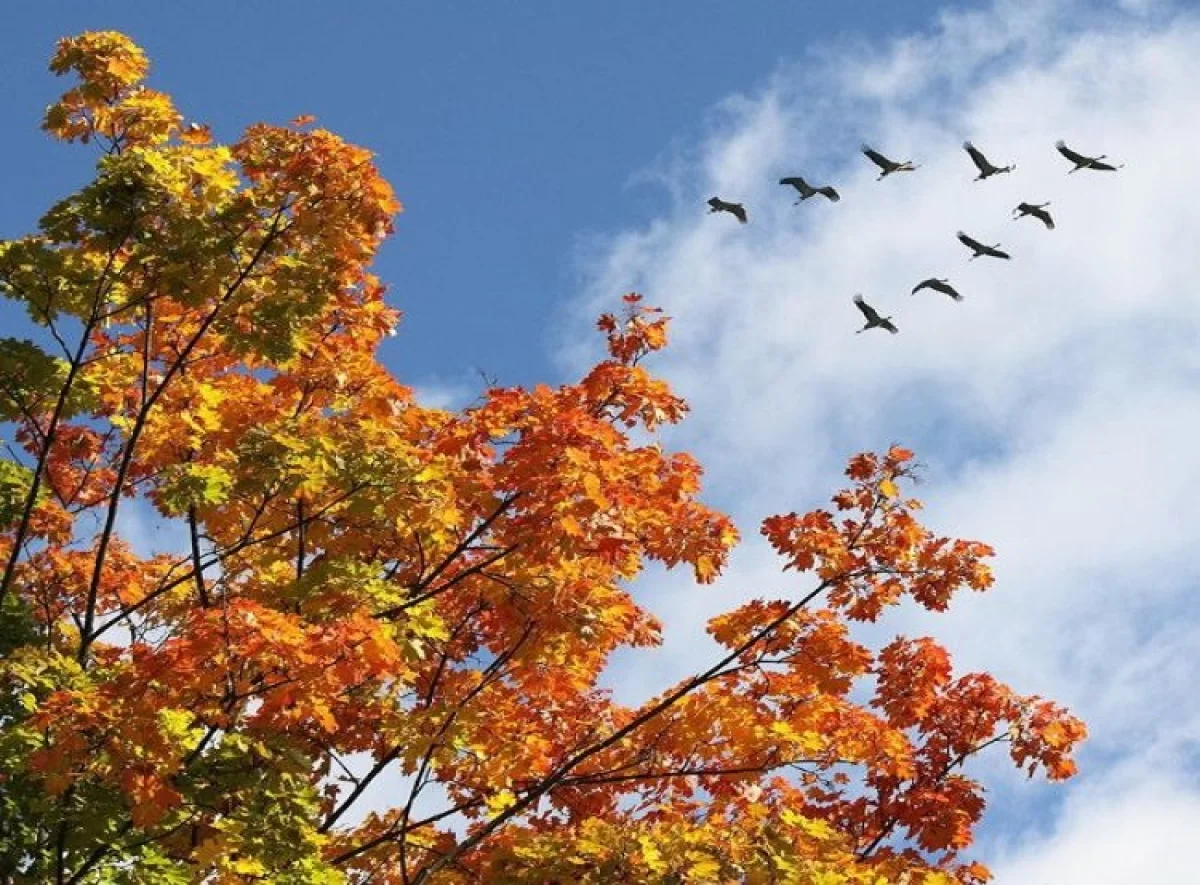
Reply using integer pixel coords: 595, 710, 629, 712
1031, 206, 1055, 229
963, 141, 991, 174
853, 294, 880, 322
861, 145, 893, 171
935, 281, 964, 300
779, 176, 809, 191
1056, 140, 1091, 165
817, 186, 841, 202
730, 203, 748, 223
881, 319, 900, 334
987, 246, 1012, 259
911, 279, 933, 294
957, 231, 983, 251
1088, 159, 1121, 171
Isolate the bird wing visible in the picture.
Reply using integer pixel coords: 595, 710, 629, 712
1032, 207, 1055, 229
779, 176, 808, 190
963, 141, 991, 174
911, 279, 932, 294
936, 281, 963, 300
1088, 159, 1121, 171
957, 231, 983, 250
1056, 140, 1091, 165
731, 204, 748, 223
881, 319, 900, 334
817, 186, 841, 202
853, 295, 880, 322
862, 145, 893, 170
707, 197, 722, 209
988, 246, 1012, 259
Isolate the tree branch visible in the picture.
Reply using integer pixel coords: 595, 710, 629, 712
0, 224, 133, 608
78, 205, 291, 662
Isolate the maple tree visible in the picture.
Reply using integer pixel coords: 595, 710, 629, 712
0, 31, 1086, 884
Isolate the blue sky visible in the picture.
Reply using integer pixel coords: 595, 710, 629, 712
0, 0, 980, 391
5, 1, 1200, 879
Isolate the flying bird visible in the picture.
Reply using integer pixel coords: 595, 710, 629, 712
853, 295, 898, 334
707, 196, 748, 223
1013, 201, 1055, 229
861, 144, 919, 179
957, 231, 1011, 260
963, 141, 1015, 180
1055, 140, 1123, 172
911, 278, 964, 301
779, 176, 840, 202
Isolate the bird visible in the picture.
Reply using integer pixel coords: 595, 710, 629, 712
1013, 201, 1055, 229
707, 197, 748, 223
853, 295, 899, 334
779, 176, 840, 202
1055, 140, 1123, 172
963, 141, 1015, 180
912, 278, 964, 301
957, 231, 1011, 260
861, 144, 919, 179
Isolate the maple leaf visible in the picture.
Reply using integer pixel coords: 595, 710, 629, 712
179, 121, 212, 145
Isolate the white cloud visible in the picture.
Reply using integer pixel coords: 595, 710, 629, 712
410, 376, 479, 411
563, 0, 1200, 873
989, 764, 1200, 882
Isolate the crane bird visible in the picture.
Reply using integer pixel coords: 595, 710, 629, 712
779, 176, 840, 203
707, 197, 748, 223
1013, 201, 1055, 229
957, 231, 1011, 261
853, 295, 898, 334
912, 278, 964, 301
1055, 140, 1123, 172
963, 141, 1015, 180
861, 144, 919, 179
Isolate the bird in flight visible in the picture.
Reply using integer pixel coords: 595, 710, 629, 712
707, 197, 748, 223
1056, 140, 1123, 172
1013, 202, 1055, 229
853, 295, 899, 334
963, 141, 1015, 180
779, 176, 840, 203
957, 231, 1011, 260
912, 278, 964, 301
861, 145, 919, 180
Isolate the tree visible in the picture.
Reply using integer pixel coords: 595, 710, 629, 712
0, 32, 1085, 884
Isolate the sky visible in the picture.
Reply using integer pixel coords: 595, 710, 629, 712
3, 0, 1199, 880
0, 0, 980, 395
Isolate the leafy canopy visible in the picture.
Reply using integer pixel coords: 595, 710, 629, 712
0, 32, 1085, 884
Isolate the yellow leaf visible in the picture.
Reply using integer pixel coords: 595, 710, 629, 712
485, 788, 518, 820
577, 837, 608, 857
582, 473, 608, 507
879, 478, 899, 499
685, 855, 722, 880
639, 835, 669, 874
232, 857, 266, 875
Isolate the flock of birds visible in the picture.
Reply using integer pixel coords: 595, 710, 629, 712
706, 140, 1124, 334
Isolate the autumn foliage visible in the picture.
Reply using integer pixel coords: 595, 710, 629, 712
0, 32, 1085, 884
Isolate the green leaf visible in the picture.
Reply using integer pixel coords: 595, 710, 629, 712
154, 462, 233, 516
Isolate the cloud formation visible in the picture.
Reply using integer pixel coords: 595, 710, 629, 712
565, 0, 1200, 871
